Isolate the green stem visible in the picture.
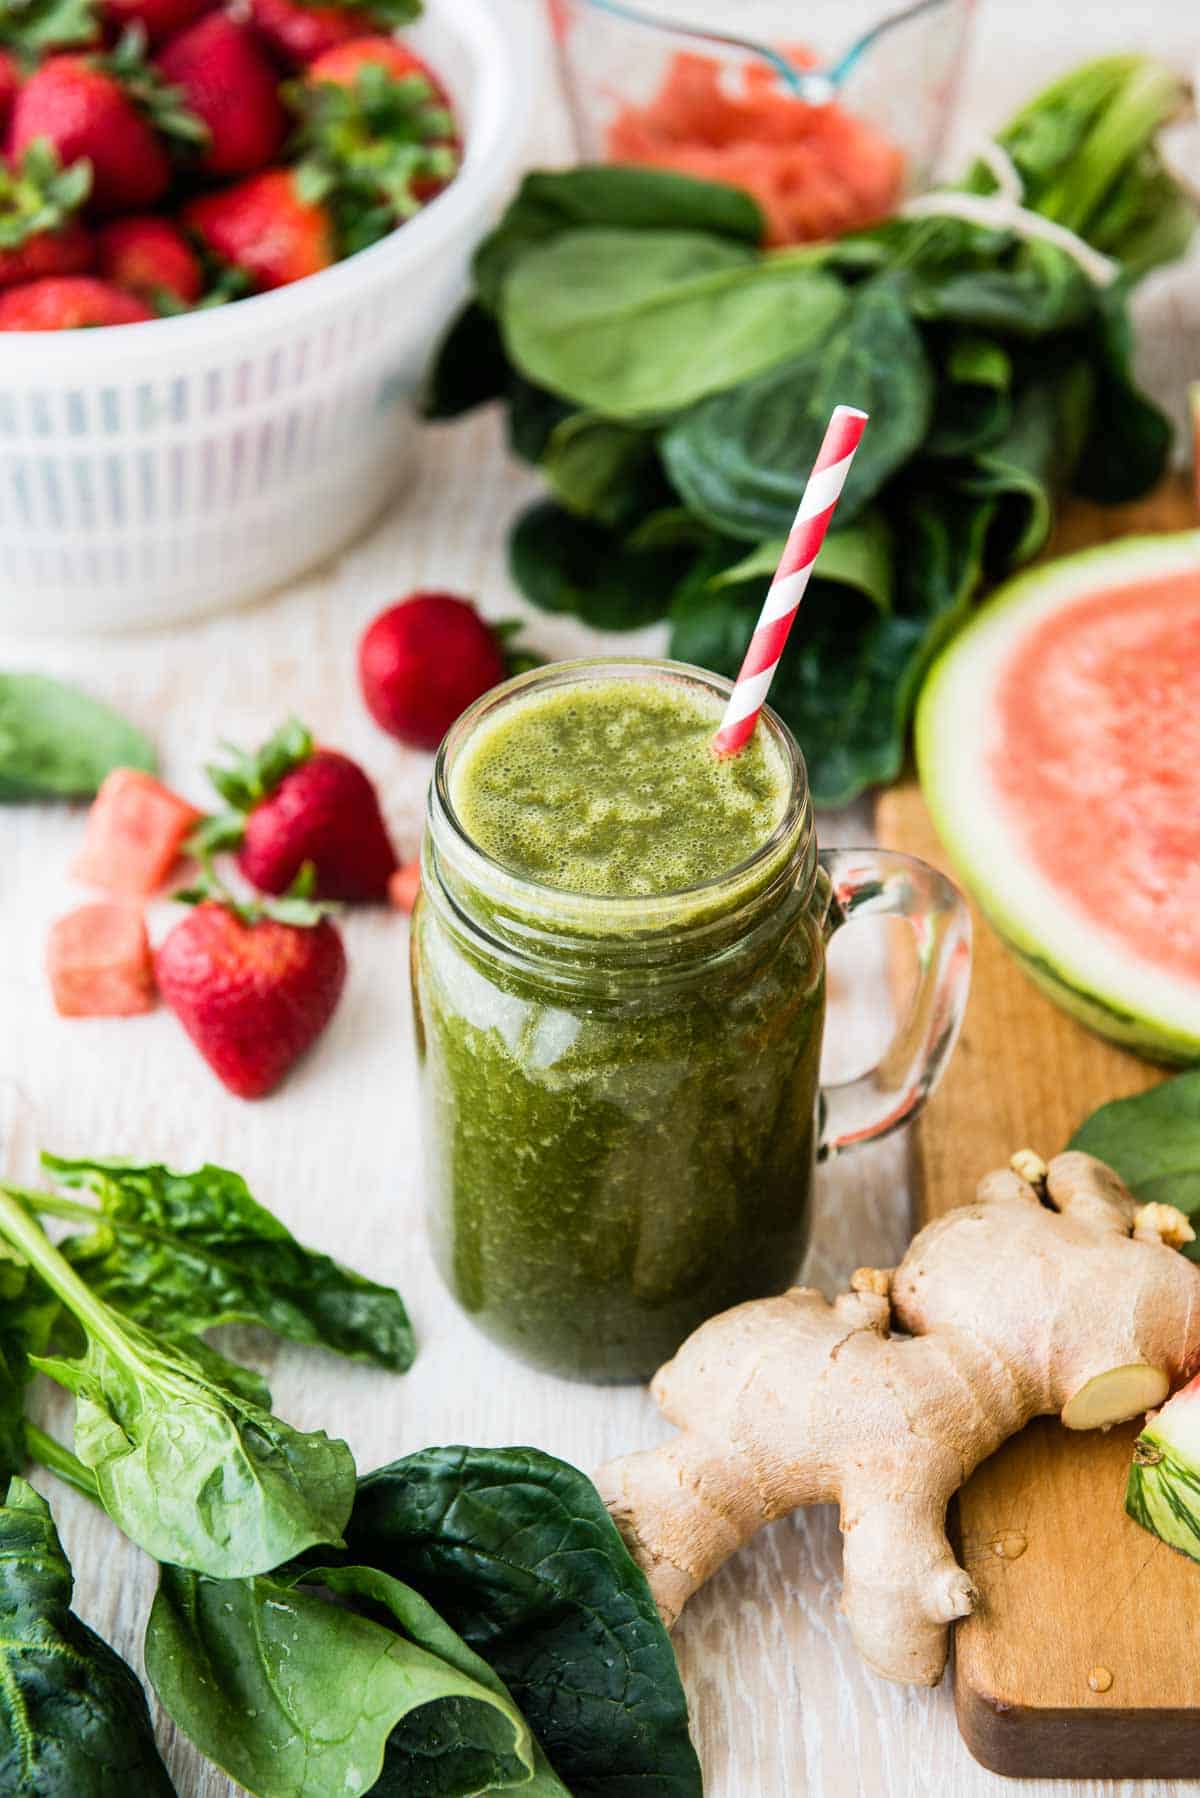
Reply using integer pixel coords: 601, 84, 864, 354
0, 1186, 127, 1360
22, 1422, 98, 1504
0, 1185, 98, 1226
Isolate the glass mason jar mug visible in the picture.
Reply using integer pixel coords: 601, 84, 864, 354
411, 660, 970, 1382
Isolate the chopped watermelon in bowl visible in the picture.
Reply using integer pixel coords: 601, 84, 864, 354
916, 533, 1200, 1065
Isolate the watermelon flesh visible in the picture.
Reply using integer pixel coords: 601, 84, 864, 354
917, 532, 1200, 1063
1127, 1372, 1200, 1563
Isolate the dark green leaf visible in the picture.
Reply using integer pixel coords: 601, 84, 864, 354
0, 0, 97, 51
0, 1256, 58, 1483
501, 228, 845, 420
40, 1152, 415, 1372
509, 501, 692, 631
423, 303, 509, 420
340, 1445, 703, 1798
0, 1476, 176, 1795
506, 376, 572, 465
910, 240, 1093, 338
474, 164, 765, 313
1068, 1073, 1200, 1229
145, 1560, 550, 1798
960, 365, 1093, 567
661, 277, 931, 540
925, 333, 1013, 457
540, 414, 656, 526
1071, 282, 1172, 502
0, 674, 155, 802
670, 482, 994, 805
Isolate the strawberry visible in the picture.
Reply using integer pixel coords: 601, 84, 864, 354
8, 37, 207, 212
182, 167, 333, 290
306, 33, 448, 100
290, 33, 458, 245
246, 0, 418, 69
358, 594, 507, 751
101, 0, 216, 48
0, 141, 93, 290
156, 878, 347, 1098
96, 212, 200, 304
156, 12, 286, 177
0, 273, 152, 326
196, 718, 398, 902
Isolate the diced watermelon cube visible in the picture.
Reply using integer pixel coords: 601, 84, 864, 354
46, 902, 156, 1016
73, 768, 202, 896
388, 859, 421, 915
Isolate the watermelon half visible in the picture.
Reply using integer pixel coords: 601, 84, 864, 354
916, 531, 1200, 1065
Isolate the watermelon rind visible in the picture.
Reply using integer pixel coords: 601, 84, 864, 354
916, 531, 1200, 1066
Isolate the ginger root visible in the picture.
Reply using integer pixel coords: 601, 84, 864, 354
597, 1151, 1200, 1687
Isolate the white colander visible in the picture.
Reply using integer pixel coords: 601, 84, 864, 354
0, 0, 528, 634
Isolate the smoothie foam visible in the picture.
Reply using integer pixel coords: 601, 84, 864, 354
448, 675, 789, 898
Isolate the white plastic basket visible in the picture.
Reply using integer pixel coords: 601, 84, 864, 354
0, 0, 528, 634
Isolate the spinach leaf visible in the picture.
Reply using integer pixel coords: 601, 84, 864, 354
960, 365, 1092, 568
424, 302, 509, 419
714, 512, 894, 614
925, 334, 1013, 458
662, 277, 931, 540
501, 228, 845, 421
0, 1187, 355, 1579
145, 1560, 553, 1798
508, 377, 573, 465
0, 674, 155, 802
474, 164, 765, 313
37, 1152, 415, 1372
509, 501, 691, 631
1068, 1073, 1200, 1229
341, 1445, 703, 1798
540, 415, 656, 526
0, 1477, 176, 1795
670, 483, 994, 805
0, 1256, 57, 1482
1070, 282, 1172, 502
910, 239, 1093, 338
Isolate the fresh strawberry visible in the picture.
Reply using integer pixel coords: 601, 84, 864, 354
358, 594, 506, 751
8, 37, 206, 211
101, 0, 216, 48
0, 273, 152, 326
0, 141, 93, 290
246, 0, 418, 69
156, 12, 286, 177
156, 880, 347, 1098
96, 211, 200, 304
290, 33, 458, 244
246, 0, 363, 69
306, 33, 448, 99
182, 167, 333, 290
195, 718, 398, 901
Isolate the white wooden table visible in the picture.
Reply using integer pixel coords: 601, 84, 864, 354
2, 5, 1197, 1792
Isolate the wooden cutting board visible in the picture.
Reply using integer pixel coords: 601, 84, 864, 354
875, 474, 1199, 1779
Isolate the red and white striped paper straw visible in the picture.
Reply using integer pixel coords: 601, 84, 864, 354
712, 404, 868, 758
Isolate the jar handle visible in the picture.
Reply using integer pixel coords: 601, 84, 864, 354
817, 848, 971, 1161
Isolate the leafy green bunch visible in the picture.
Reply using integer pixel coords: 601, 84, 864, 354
429, 56, 1190, 806
0, 1154, 700, 1797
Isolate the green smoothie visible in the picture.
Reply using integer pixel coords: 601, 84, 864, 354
449, 676, 788, 895
413, 663, 829, 1382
